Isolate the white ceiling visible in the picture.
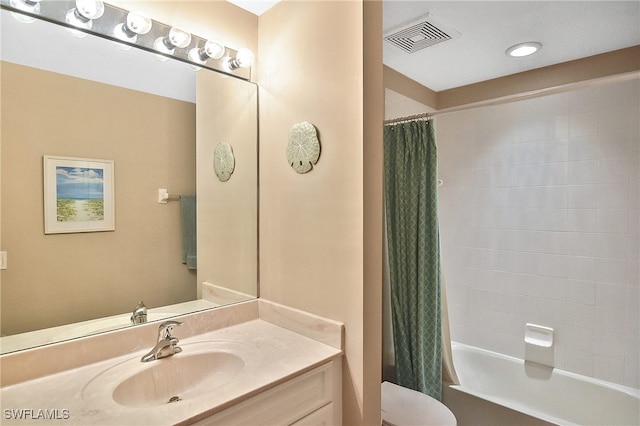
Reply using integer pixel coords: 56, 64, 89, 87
230, 1, 639, 92
226, 0, 281, 16
384, 1, 640, 91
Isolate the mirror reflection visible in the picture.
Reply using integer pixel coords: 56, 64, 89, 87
0, 8, 258, 354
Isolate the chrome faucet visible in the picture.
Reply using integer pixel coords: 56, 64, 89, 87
130, 301, 147, 325
141, 320, 183, 362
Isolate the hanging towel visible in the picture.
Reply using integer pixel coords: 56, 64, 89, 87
180, 195, 197, 269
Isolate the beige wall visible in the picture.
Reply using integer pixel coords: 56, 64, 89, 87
363, 1, 384, 422
1, 63, 196, 335
384, 65, 438, 110
257, 1, 383, 423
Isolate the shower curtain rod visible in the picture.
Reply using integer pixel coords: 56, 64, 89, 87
383, 111, 436, 125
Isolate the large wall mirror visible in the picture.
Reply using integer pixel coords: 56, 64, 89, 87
0, 5, 258, 354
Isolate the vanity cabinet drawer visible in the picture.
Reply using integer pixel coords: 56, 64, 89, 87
192, 360, 340, 425
291, 403, 335, 425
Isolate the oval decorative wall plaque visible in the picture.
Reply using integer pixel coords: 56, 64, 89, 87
286, 121, 320, 174
213, 142, 235, 182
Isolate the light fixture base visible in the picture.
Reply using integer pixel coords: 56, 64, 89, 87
506, 41, 542, 58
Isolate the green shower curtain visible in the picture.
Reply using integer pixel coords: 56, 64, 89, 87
384, 119, 442, 400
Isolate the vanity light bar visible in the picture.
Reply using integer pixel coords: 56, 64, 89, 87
0, 0, 253, 80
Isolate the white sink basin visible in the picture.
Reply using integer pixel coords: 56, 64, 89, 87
82, 341, 260, 408
113, 351, 244, 407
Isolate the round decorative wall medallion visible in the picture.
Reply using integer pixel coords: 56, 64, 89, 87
286, 121, 320, 174
213, 142, 235, 182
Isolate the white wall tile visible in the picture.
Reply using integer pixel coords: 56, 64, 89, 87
568, 86, 601, 113
520, 139, 569, 164
624, 358, 639, 389
515, 187, 567, 209
595, 258, 628, 285
565, 302, 595, 328
597, 209, 629, 234
594, 355, 625, 384
598, 183, 630, 209
514, 163, 568, 186
596, 233, 629, 259
561, 324, 594, 351
567, 256, 596, 281
569, 135, 598, 160
628, 262, 639, 287
566, 279, 596, 305
595, 306, 627, 333
519, 209, 567, 232
599, 136, 632, 161
568, 160, 598, 184
626, 286, 639, 334
437, 78, 639, 387
624, 333, 639, 388
490, 291, 516, 314
569, 111, 598, 137
567, 209, 598, 232
555, 116, 569, 140
598, 158, 629, 184
564, 348, 594, 376
595, 282, 627, 309
538, 298, 567, 323
599, 81, 640, 110
568, 185, 598, 208
514, 294, 541, 319
567, 232, 597, 257
594, 331, 626, 358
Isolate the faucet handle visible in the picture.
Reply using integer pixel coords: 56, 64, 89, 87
158, 320, 183, 340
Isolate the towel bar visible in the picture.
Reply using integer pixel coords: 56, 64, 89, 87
158, 188, 181, 204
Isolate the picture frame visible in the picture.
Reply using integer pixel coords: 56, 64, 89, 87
43, 155, 115, 234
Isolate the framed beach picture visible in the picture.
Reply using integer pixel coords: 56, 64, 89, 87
43, 156, 115, 234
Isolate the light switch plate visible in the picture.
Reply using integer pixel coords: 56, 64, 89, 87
0, 251, 7, 270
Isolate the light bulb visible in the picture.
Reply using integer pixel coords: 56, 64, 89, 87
113, 11, 151, 44
75, 0, 104, 20
203, 40, 225, 60
126, 11, 152, 35
65, 0, 104, 35
9, 0, 41, 23
187, 48, 206, 67
65, 9, 92, 37
188, 39, 225, 64
113, 23, 135, 45
153, 26, 191, 61
235, 48, 254, 68
168, 26, 191, 48
225, 48, 254, 70
153, 37, 173, 61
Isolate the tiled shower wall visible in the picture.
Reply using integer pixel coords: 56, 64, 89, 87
437, 78, 639, 388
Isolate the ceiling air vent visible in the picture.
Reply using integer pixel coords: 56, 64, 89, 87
384, 13, 460, 54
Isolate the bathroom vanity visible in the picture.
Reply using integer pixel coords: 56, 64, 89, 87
0, 300, 343, 425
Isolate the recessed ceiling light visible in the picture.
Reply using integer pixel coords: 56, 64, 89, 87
506, 42, 542, 58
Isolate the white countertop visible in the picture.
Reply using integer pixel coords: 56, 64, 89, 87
0, 319, 342, 425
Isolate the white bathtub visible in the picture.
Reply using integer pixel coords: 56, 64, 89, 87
443, 342, 640, 426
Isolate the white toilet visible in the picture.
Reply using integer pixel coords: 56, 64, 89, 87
381, 381, 457, 426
